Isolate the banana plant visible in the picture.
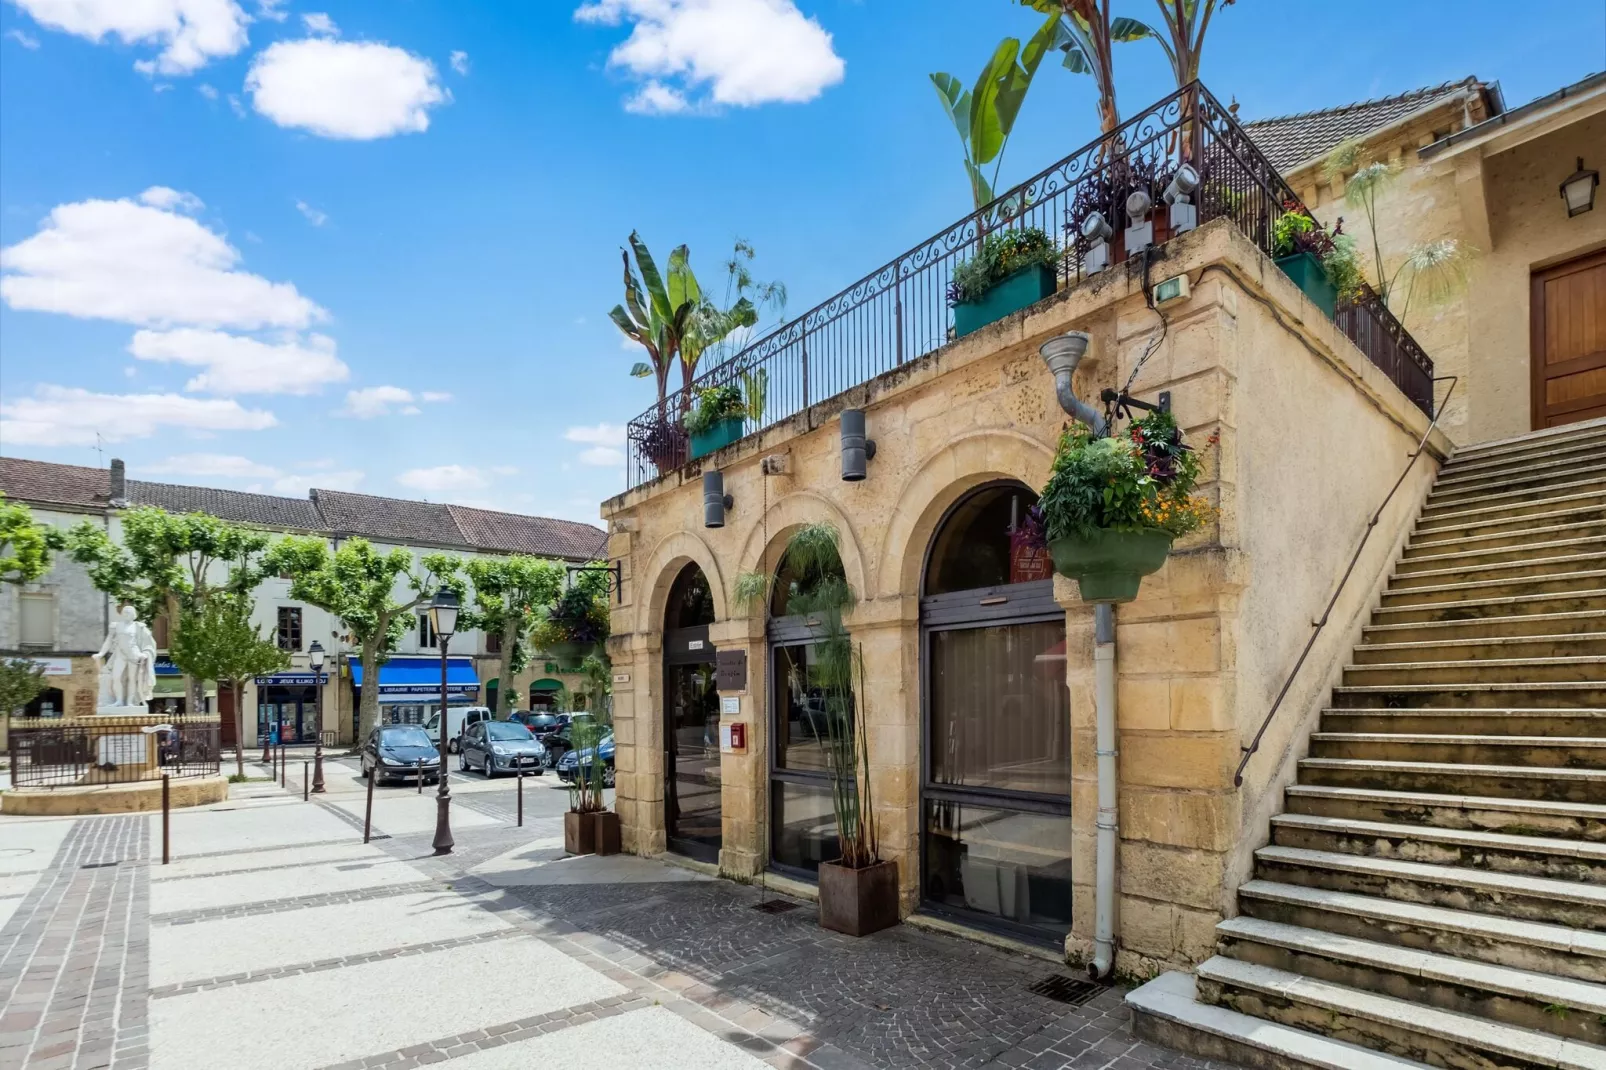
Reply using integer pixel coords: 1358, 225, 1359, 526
1144, 0, 1235, 88
931, 9, 1067, 211
1021, 0, 1155, 135
609, 231, 699, 415
681, 296, 758, 389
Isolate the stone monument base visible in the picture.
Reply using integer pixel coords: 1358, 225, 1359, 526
1, 775, 228, 816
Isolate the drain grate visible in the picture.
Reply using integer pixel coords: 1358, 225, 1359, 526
752, 899, 800, 914
1027, 973, 1102, 1006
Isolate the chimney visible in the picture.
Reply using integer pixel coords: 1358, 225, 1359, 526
108, 458, 126, 505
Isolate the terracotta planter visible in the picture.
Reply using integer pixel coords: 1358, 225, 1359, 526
564, 810, 595, 855
591, 811, 621, 856
818, 858, 899, 937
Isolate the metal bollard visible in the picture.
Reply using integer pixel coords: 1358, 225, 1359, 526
416, 760, 423, 794
303, 761, 309, 801
363, 763, 375, 844
161, 774, 171, 865
279, 746, 286, 788
517, 766, 524, 827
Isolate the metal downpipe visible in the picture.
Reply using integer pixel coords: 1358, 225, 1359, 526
1090, 602, 1117, 980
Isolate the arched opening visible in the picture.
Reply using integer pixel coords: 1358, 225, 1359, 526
23, 687, 64, 718
529, 679, 563, 710
766, 537, 851, 879
663, 562, 721, 862
920, 482, 1072, 943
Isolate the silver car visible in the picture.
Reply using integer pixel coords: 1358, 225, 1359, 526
458, 721, 546, 777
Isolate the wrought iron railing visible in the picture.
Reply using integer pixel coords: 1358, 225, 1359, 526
7, 716, 221, 789
624, 81, 1435, 487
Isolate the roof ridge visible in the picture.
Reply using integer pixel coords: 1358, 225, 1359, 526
445, 501, 594, 527
1244, 76, 1479, 128
126, 477, 308, 504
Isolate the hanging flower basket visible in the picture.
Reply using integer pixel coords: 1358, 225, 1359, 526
542, 641, 596, 666
1049, 527, 1174, 604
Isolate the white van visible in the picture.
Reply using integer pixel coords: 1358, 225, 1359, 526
424, 706, 494, 753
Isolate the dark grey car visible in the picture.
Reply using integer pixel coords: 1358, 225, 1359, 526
459, 721, 546, 777
361, 725, 441, 784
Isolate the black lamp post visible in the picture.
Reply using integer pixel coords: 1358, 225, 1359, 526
309, 640, 327, 794
430, 590, 459, 855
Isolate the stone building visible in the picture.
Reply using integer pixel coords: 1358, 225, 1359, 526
0, 456, 607, 750
599, 77, 1604, 1066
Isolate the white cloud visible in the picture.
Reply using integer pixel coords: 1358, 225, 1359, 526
564, 423, 627, 446
254, 0, 286, 22
288, 469, 362, 492
396, 464, 489, 494
6, 28, 40, 48
418, 390, 452, 403
294, 199, 327, 226
0, 385, 275, 446
578, 446, 626, 467
338, 385, 450, 419
489, 465, 518, 476
146, 452, 279, 478
449, 49, 469, 75
575, 0, 843, 113
197, 82, 218, 99
301, 12, 337, 35
8, 0, 250, 75
0, 189, 324, 329
128, 328, 349, 395
226, 92, 246, 117
246, 38, 447, 140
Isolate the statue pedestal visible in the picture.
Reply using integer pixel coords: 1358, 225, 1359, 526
96, 704, 152, 717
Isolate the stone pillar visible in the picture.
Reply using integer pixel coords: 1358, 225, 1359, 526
711, 617, 766, 878
612, 630, 665, 857
850, 598, 921, 914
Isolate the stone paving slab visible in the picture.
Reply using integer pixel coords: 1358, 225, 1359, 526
148, 888, 512, 986
471, 842, 712, 886
0, 817, 75, 876
420, 1005, 774, 1069
149, 852, 432, 914
149, 935, 628, 1070
328, 792, 501, 834
147, 798, 355, 854
148, 839, 387, 882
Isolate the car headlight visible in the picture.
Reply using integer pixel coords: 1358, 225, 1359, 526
491, 745, 508, 756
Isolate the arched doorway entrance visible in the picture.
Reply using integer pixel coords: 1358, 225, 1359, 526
920, 482, 1073, 943
529, 679, 564, 710
23, 687, 64, 718
663, 563, 721, 862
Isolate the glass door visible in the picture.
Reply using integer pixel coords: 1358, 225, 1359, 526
665, 659, 721, 861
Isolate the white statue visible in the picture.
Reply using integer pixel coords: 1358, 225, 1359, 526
94, 606, 158, 710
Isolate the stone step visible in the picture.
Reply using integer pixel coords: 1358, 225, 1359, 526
1404, 518, 1606, 560
1379, 569, 1606, 608
1342, 655, 1606, 686
1269, 812, 1606, 883
1443, 417, 1606, 471
1297, 756, 1606, 802
1128, 971, 1427, 1070
1362, 610, 1606, 645
1390, 551, 1606, 589
1319, 707, 1606, 737
1238, 879, 1606, 983
1330, 681, 1606, 711
1417, 488, 1606, 532
1195, 955, 1606, 1070
1309, 732, 1606, 770
1412, 501, 1606, 543
1352, 634, 1606, 665
1432, 456, 1606, 500
1370, 589, 1606, 626
1253, 845, 1606, 931
1282, 784, 1606, 841
1422, 473, 1606, 518
1398, 532, 1606, 572
1215, 916, 1606, 1048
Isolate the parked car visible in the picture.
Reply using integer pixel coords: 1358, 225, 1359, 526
556, 730, 615, 787
459, 721, 546, 777
423, 706, 494, 753
361, 725, 441, 785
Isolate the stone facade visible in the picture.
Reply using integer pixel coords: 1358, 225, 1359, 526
602, 221, 1450, 976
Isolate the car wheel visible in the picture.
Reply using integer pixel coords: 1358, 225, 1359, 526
458, 752, 468, 773
448, 738, 459, 754
603, 764, 616, 788
482, 760, 493, 779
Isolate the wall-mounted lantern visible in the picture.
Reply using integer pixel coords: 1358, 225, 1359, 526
703, 470, 733, 528
840, 409, 877, 481
1561, 157, 1598, 217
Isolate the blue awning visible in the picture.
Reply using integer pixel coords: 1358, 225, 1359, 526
255, 672, 330, 686
349, 657, 479, 698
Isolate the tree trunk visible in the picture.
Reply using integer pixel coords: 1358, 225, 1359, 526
497, 615, 521, 716
232, 677, 246, 778
358, 640, 382, 744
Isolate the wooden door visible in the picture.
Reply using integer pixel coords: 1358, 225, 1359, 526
1531, 250, 1606, 428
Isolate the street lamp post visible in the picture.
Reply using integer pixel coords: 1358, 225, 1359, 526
309, 641, 327, 794
430, 590, 459, 855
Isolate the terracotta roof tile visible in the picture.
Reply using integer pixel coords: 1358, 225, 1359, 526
309, 488, 468, 548
0, 456, 109, 510
1244, 79, 1484, 173
127, 481, 323, 530
446, 504, 606, 560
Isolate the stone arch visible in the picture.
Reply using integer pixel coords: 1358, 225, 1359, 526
634, 529, 729, 636
732, 491, 871, 618
876, 429, 1055, 600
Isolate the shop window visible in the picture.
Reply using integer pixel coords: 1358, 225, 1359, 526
665, 565, 715, 629
18, 593, 53, 648
924, 484, 1048, 595
486, 631, 502, 654
24, 687, 64, 718
418, 613, 439, 649
277, 606, 303, 651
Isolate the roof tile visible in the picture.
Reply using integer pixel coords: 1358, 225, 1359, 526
1244, 79, 1483, 173
446, 504, 606, 560
309, 488, 469, 548
127, 481, 323, 530
0, 456, 109, 510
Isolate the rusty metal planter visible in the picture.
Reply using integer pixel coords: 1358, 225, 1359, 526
818, 858, 899, 937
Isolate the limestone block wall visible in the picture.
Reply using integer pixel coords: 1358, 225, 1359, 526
602, 220, 1449, 975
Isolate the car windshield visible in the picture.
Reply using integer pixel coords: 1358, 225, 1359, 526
487, 723, 532, 742
424, 713, 440, 731
380, 727, 431, 748
529, 716, 558, 729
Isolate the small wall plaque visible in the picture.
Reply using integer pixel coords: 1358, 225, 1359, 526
721, 696, 740, 716
715, 649, 748, 691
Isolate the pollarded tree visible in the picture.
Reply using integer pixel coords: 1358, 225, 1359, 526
169, 595, 289, 776
265, 537, 462, 743
0, 658, 48, 720
0, 493, 61, 586
461, 555, 565, 716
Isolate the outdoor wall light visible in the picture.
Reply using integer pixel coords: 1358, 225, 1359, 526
1561, 157, 1599, 217
429, 589, 459, 639
1124, 189, 1155, 253
1040, 331, 1107, 436
1163, 163, 1201, 233
1080, 211, 1113, 274
840, 409, 877, 481
703, 469, 734, 528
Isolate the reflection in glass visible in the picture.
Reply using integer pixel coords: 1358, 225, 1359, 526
929, 621, 1069, 794
666, 662, 721, 853
666, 565, 715, 629
924, 484, 1043, 596
773, 642, 854, 773
922, 800, 1072, 932
772, 781, 839, 874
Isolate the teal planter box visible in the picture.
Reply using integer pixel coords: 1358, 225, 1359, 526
689, 416, 744, 459
954, 263, 1057, 338
1274, 251, 1337, 319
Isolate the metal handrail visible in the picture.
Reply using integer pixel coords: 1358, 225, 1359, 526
1233, 374, 1460, 787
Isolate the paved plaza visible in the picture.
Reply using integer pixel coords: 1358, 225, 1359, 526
0, 756, 1236, 1070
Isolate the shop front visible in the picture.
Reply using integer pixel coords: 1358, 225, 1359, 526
254, 670, 331, 745
348, 656, 481, 731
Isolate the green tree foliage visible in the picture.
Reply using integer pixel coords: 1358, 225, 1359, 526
0, 658, 48, 719
168, 595, 288, 775
577, 651, 613, 721
531, 567, 612, 650
265, 537, 461, 742
611, 231, 700, 413
1021, 0, 1154, 135
460, 555, 565, 715
0, 494, 61, 585
1144, 0, 1234, 88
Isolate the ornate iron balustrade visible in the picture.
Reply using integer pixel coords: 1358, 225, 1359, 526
7, 716, 221, 789
624, 81, 1435, 487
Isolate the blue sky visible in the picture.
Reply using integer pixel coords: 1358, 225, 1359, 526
2, 0, 1602, 524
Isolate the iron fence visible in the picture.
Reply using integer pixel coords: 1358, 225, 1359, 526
7, 716, 221, 789
624, 81, 1435, 488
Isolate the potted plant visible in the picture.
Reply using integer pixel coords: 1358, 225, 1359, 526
565, 720, 619, 855
1270, 207, 1363, 319
685, 383, 746, 459
949, 227, 1060, 338
1037, 409, 1215, 603
533, 584, 609, 666
635, 415, 688, 475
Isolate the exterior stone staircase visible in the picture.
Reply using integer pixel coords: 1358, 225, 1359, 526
1129, 416, 1606, 1070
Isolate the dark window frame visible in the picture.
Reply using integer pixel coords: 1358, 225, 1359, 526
418, 613, 439, 650
276, 606, 303, 652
